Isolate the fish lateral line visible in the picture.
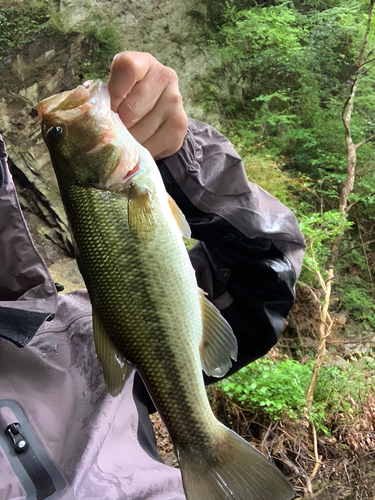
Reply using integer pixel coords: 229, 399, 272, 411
37, 79, 295, 500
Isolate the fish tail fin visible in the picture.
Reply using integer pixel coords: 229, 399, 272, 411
176, 424, 295, 500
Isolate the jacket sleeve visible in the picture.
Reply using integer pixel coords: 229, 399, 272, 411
157, 118, 306, 384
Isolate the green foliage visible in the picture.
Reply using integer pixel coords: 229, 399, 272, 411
220, 359, 311, 420
0, 1, 51, 60
202, 2, 308, 148
0, 0, 122, 79
342, 284, 375, 327
192, 0, 375, 326
219, 356, 375, 434
237, 153, 306, 210
336, 247, 375, 327
80, 25, 123, 80
299, 211, 353, 282
193, 1, 375, 193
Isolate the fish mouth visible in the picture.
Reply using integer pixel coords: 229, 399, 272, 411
36, 80, 97, 118
36, 81, 141, 189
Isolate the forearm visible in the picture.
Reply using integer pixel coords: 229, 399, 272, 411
157, 119, 306, 381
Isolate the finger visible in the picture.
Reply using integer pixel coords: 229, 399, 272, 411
127, 107, 164, 146
127, 77, 181, 144
142, 108, 188, 160
108, 52, 155, 112
116, 69, 169, 130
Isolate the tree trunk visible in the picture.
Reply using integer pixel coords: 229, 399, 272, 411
305, 0, 375, 426
305, 267, 334, 414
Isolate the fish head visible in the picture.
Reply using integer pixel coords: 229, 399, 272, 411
36, 81, 140, 190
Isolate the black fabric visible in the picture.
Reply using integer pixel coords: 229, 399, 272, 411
203, 239, 295, 385
0, 159, 4, 189
157, 159, 296, 380
17, 444, 56, 500
0, 136, 6, 160
0, 307, 49, 347
132, 372, 161, 461
158, 160, 241, 244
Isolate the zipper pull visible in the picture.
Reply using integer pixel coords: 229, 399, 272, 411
5, 422, 28, 453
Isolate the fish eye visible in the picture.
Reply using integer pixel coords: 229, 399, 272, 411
47, 125, 64, 143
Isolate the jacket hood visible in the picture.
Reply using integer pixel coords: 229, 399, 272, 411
0, 135, 57, 345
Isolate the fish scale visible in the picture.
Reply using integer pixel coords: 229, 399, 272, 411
64, 183, 218, 450
37, 80, 295, 500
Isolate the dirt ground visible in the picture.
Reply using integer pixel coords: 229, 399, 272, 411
150, 388, 375, 499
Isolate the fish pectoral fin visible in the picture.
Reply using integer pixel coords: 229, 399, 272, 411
128, 182, 155, 243
93, 309, 133, 397
199, 289, 238, 378
167, 194, 191, 239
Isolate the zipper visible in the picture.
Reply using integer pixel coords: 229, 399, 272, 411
5, 422, 29, 453
0, 400, 66, 499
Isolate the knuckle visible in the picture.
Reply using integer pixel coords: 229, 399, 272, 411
173, 112, 188, 134
167, 68, 179, 84
165, 112, 188, 148
168, 91, 183, 109
113, 51, 138, 73
159, 66, 179, 87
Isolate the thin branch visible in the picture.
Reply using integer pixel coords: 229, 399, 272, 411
359, 52, 375, 68
346, 200, 358, 212
310, 245, 327, 291
338, 239, 375, 259
305, 267, 334, 414
347, 192, 375, 212
360, 60, 375, 76
309, 422, 321, 481
342, 77, 357, 134
343, 1, 375, 135
355, 134, 375, 149
365, 45, 375, 61
356, 214, 375, 296
357, 0, 375, 65
297, 281, 321, 304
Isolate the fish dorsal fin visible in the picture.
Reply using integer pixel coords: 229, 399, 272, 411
93, 308, 133, 396
127, 183, 155, 243
199, 289, 238, 378
168, 194, 191, 239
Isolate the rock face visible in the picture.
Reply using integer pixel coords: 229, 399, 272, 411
59, 0, 205, 103
0, 0, 207, 289
0, 30, 87, 262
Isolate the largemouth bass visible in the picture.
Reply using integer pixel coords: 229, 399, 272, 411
37, 81, 295, 500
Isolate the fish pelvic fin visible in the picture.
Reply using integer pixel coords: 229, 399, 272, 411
93, 308, 133, 396
199, 289, 238, 378
167, 193, 191, 239
176, 424, 295, 500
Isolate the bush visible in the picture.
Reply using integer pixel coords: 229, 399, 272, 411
80, 25, 123, 80
218, 356, 375, 434
0, 2, 51, 60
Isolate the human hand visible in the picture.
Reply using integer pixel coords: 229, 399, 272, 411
108, 51, 188, 160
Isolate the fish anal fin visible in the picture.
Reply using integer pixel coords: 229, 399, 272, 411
199, 289, 238, 378
168, 194, 191, 239
93, 309, 133, 397
128, 182, 155, 243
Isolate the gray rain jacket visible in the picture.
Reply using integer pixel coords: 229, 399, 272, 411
0, 119, 305, 500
